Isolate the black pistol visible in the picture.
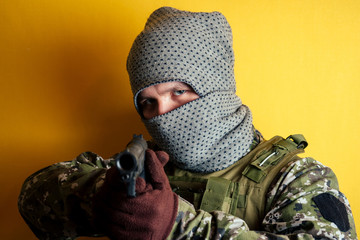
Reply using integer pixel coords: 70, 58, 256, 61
114, 134, 148, 197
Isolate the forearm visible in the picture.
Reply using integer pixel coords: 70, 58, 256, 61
170, 198, 356, 240
18, 152, 112, 240
169, 198, 313, 240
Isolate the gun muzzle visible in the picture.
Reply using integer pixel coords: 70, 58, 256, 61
115, 134, 147, 197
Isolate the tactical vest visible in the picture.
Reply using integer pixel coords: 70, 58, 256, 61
167, 135, 307, 230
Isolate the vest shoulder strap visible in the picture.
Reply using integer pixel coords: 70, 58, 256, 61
242, 134, 307, 183
238, 135, 307, 229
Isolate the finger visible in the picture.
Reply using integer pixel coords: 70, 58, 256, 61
104, 167, 127, 192
155, 151, 169, 166
145, 149, 170, 190
135, 176, 152, 194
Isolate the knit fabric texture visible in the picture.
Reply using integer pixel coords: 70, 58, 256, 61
127, 7, 254, 173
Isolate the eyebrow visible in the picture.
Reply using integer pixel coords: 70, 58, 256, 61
168, 82, 193, 91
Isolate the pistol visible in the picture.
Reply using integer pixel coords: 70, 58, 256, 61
114, 134, 148, 197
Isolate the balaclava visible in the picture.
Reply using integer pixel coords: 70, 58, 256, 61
127, 7, 254, 173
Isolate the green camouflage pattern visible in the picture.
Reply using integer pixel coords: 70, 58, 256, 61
18, 152, 357, 239
18, 152, 110, 239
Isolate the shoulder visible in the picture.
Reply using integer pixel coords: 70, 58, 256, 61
279, 157, 337, 187
264, 157, 357, 238
268, 157, 339, 201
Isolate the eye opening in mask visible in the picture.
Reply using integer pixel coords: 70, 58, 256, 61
136, 81, 200, 119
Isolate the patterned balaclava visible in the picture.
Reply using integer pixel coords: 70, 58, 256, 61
127, 7, 254, 173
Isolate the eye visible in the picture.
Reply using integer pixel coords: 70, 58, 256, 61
173, 90, 187, 96
139, 98, 155, 107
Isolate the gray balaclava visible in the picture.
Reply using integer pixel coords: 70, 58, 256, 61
127, 7, 254, 173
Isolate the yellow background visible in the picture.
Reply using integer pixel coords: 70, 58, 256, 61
0, 0, 359, 239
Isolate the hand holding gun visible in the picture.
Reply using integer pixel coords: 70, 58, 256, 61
93, 137, 178, 239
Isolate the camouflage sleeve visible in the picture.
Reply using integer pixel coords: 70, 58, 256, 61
168, 158, 358, 240
168, 198, 254, 239
18, 152, 113, 240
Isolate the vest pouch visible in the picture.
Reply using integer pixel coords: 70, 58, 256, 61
242, 146, 287, 183
168, 176, 207, 209
200, 177, 232, 213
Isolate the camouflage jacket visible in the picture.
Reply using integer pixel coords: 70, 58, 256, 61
18, 138, 357, 240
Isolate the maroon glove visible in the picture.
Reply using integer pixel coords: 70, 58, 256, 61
92, 149, 178, 240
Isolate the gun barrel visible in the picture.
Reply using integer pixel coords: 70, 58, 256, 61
115, 134, 147, 197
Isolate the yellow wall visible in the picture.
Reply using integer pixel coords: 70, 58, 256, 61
0, 0, 359, 238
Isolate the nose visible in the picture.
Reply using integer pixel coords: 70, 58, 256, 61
156, 98, 176, 116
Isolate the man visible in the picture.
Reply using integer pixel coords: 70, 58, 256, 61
18, 7, 357, 240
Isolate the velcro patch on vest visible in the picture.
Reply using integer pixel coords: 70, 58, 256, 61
312, 193, 350, 232
200, 177, 231, 212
